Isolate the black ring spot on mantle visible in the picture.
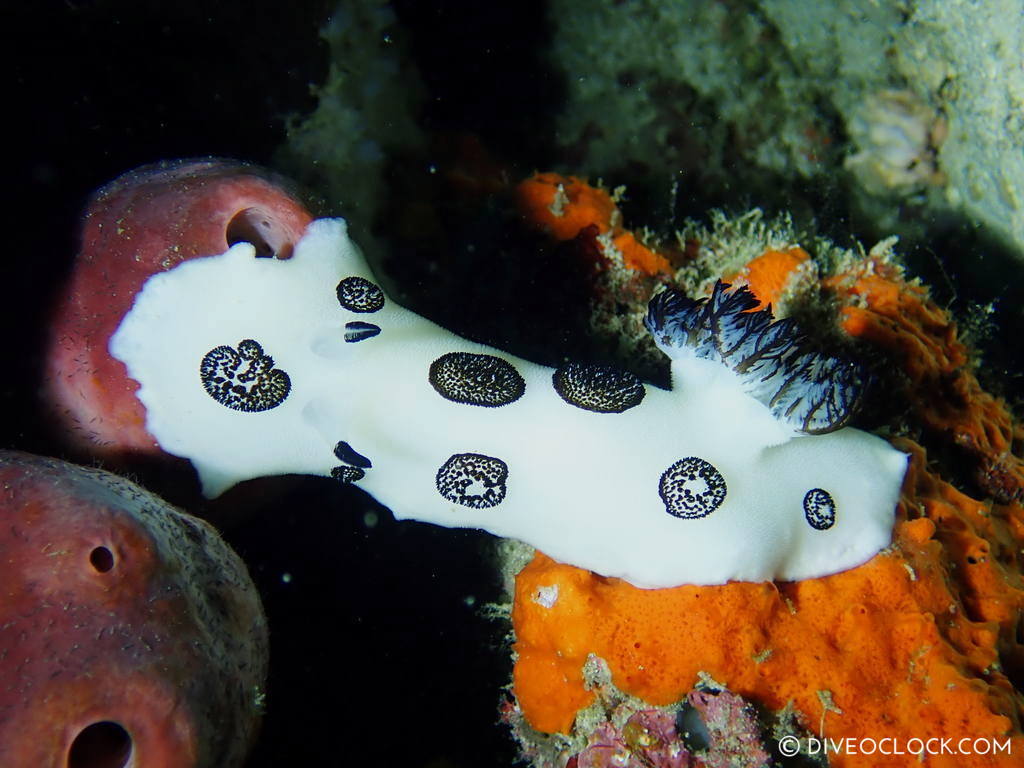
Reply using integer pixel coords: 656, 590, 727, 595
200, 339, 290, 412
331, 466, 365, 484
429, 352, 525, 407
436, 453, 508, 509
553, 361, 646, 413
659, 457, 727, 519
803, 488, 836, 530
336, 276, 385, 313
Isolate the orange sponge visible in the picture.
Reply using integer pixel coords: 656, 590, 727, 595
511, 246, 1024, 767
829, 257, 1024, 504
724, 246, 810, 310
516, 172, 672, 276
512, 444, 1024, 766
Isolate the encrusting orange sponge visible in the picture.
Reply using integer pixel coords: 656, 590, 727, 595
829, 257, 1024, 505
723, 246, 810, 310
516, 172, 672, 276
510, 241, 1024, 767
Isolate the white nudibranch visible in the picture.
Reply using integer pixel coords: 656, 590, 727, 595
110, 218, 908, 588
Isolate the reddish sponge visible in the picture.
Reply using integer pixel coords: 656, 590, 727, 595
0, 451, 268, 768
44, 159, 312, 463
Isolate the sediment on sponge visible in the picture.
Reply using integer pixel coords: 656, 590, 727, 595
645, 280, 863, 433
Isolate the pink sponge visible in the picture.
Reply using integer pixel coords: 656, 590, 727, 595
0, 450, 268, 768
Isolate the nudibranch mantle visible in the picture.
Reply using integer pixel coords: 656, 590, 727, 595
111, 218, 908, 588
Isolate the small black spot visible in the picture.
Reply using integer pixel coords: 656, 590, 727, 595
200, 339, 290, 412
436, 453, 508, 509
803, 488, 836, 530
344, 321, 381, 343
659, 457, 727, 519
336, 276, 385, 313
331, 466, 365, 484
552, 361, 646, 413
333, 441, 372, 468
429, 352, 525, 407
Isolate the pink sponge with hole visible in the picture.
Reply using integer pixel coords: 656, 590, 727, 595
0, 450, 268, 768
44, 159, 312, 462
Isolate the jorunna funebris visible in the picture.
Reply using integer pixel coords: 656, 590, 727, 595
110, 218, 908, 588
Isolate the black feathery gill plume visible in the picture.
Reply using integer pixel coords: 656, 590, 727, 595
644, 281, 863, 433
